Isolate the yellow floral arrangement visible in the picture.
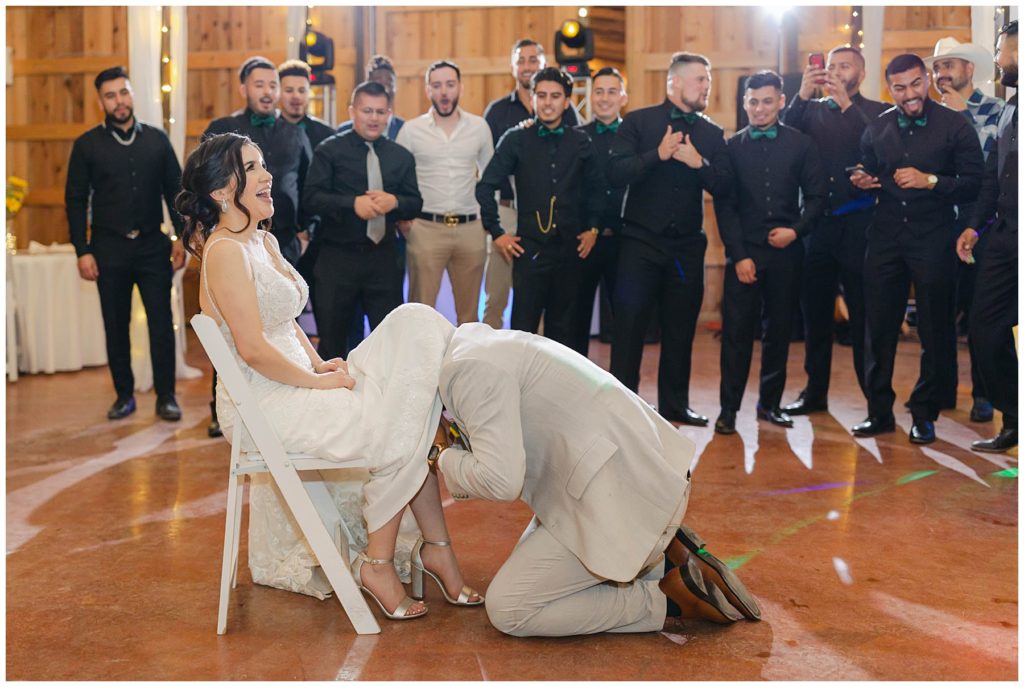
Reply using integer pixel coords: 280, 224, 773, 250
6, 175, 29, 221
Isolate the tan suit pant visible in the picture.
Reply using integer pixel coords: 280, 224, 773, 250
484, 519, 670, 637
481, 205, 517, 328
406, 218, 487, 325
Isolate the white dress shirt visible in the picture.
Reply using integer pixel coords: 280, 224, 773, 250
395, 108, 494, 215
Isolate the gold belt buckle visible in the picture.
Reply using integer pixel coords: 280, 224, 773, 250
443, 213, 459, 227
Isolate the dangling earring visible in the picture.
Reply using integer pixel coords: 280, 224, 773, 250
220, 198, 228, 213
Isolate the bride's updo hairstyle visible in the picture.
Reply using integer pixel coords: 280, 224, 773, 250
174, 132, 270, 256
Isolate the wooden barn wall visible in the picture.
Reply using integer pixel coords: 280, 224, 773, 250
5, 6, 129, 248
4, 4, 979, 315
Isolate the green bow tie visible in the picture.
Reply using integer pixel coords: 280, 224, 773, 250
897, 113, 927, 129
596, 120, 620, 134
825, 98, 840, 110
670, 108, 699, 124
749, 126, 778, 140
537, 125, 564, 137
249, 112, 276, 128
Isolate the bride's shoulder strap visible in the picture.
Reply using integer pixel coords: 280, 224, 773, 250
201, 237, 252, 321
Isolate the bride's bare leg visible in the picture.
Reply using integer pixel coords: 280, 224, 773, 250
409, 469, 481, 602
360, 509, 427, 615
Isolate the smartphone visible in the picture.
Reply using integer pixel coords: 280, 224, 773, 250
809, 52, 826, 84
844, 165, 876, 177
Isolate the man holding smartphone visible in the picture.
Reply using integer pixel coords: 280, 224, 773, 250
848, 54, 984, 445
781, 46, 887, 415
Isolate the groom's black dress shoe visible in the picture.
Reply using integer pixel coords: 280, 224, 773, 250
714, 409, 737, 435
756, 405, 794, 428
107, 396, 136, 420
663, 408, 709, 427
667, 525, 761, 620
781, 392, 828, 416
156, 394, 182, 422
909, 419, 936, 444
208, 418, 223, 438
970, 398, 994, 423
971, 427, 1017, 453
851, 415, 895, 437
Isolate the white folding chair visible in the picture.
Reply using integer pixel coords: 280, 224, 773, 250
190, 313, 381, 636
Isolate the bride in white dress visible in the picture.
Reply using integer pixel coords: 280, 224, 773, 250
176, 132, 481, 620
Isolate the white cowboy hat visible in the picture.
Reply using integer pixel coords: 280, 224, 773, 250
923, 37, 994, 80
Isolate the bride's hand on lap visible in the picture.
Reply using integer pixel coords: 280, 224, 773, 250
314, 357, 348, 374
315, 369, 356, 390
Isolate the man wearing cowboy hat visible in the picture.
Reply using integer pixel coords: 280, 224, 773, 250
925, 37, 1006, 424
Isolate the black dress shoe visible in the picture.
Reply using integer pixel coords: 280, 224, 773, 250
851, 415, 895, 437
155, 395, 182, 422
909, 420, 936, 444
781, 394, 828, 416
664, 408, 709, 427
971, 428, 1017, 453
970, 398, 994, 423
208, 418, 223, 438
107, 396, 136, 420
756, 405, 794, 428
714, 409, 736, 435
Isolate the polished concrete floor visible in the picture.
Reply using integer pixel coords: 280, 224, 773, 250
5, 329, 1018, 680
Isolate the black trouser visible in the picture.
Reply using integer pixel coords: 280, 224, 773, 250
939, 202, 989, 405
610, 232, 706, 419
314, 240, 403, 359
863, 219, 957, 422
92, 231, 175, 400
797, 211, 870, 402
345, 232, 406, 350
510, 235, 583, 347
969, 226, 1017, 428
719, 241, 803, 412
569, 232, 619, 357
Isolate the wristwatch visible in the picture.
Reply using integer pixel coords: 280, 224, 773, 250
427, 443, 445, 471
926, 174, 938, 190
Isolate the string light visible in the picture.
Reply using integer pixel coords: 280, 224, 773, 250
161, 84, 171, 93
161, 56, 170, 64
160, 25, 168, 33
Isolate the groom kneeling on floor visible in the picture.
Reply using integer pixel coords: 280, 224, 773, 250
431, 323, 760, 636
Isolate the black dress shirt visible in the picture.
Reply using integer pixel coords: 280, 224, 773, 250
783, 93, 888, 214
65, 120, 185, 257
970, 95, 1017, 233
475, 122, 605, 243
203, 109, 308, 245
337, 115, 405, 141
301, 130, 422, 248
300, 114, 337, 151
859, 98, 984, 233
577, 119, 627, 232
715, 123, 827, 262
606, 99, 732, 245
483, 90, 580, 201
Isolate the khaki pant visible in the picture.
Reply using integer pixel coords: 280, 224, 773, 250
484, 519, 668, 637
481, 205, 518, 329
406, 217, 487, 325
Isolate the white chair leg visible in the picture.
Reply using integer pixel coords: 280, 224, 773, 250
267, 461, 381, 635
230, 476, 245, 589
217, 470, 242, 635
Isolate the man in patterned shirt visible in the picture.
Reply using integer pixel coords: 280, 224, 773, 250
925, 37, 1005, 423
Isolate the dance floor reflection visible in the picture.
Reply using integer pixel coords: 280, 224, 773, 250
5, 330, 1017, 680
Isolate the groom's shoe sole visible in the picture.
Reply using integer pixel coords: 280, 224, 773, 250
668, 525, 762, 621
659, 558, 744, 624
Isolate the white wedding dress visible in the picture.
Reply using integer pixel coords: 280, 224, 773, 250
202, 231, 454, 599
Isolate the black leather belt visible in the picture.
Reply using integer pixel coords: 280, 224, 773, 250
418, 212, 478, 227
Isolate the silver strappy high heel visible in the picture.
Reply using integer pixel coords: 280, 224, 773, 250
410, 537, 484, 606
351, 551, 428, 620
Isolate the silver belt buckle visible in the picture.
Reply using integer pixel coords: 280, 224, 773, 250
125, 229, 140, 240
443, 213, 459, 227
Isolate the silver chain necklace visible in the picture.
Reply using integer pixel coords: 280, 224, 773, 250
105, 121, 137, 146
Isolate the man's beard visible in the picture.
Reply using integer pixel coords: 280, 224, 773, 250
937, 75, 969, 92
1000, 64, 1018, 88
432, 95, 459, 117
681, 94, 707, 112
517, 73, 534, 90
106, 106, 134, 125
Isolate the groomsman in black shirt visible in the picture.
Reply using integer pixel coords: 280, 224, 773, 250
955, 20, 1018, 453
66, 66, 185, 422
204, 56, 308, 266
606, 52, 733, 427
475, 67, 605, 346
481, 39, 581, 329
302, 81, 422, 359
715, 70, 826, 434
850, 54, 983, 444
782, 46, 887, 415
571, 66, 628, 357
